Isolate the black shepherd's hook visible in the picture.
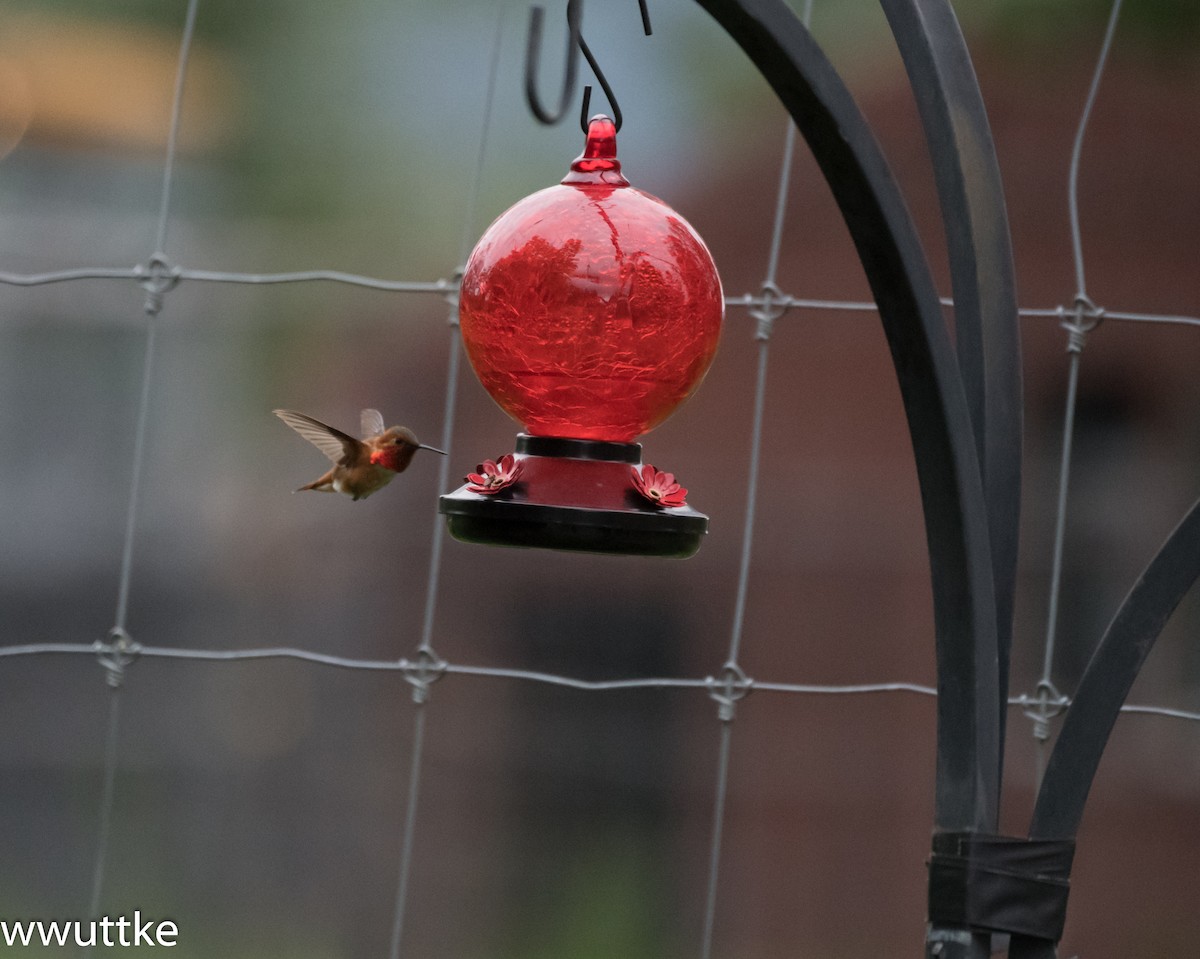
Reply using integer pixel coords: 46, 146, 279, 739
524, 0, 584, 126
577, 34, 622, 133
524, 0, 652, 134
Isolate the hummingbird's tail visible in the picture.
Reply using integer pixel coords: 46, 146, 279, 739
295, 478, 335, 493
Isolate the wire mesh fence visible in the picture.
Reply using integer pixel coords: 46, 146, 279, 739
0, 0, 1197, 956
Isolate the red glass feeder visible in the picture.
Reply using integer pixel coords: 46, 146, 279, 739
439, 115, 723, 557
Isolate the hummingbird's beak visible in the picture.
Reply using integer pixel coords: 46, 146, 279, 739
420, 444, 447, 455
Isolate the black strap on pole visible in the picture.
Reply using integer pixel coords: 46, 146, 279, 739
927, 832, 1076, 943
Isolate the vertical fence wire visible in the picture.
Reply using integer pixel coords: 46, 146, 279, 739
1066, 0, 1123, 300
455, 5, 509, 278
698, 0, 810, 941
81, 691, 122, 959
386, 10, 507, 958
760, 121, 797, 305
699, 721, 735, 959
1030, 0, 1122, 781
112, 322, 158, 637
113, 0, 199, 636
415, 3, 507, 661
84, 0, 202, 935
388, 704, 430, 959
697, 145, 787, 959
152, 0, 201, 258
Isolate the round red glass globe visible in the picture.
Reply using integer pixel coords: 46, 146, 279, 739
459, 117, 723, 443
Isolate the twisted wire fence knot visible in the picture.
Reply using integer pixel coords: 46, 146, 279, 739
748, 281, 789, 341
402, 648, 448, 704
135, 253, 182, 316
1019, 679, 1070, 742
1059, 294, 1104, 353
93, 628, 142, 689
706, 661, 753, 722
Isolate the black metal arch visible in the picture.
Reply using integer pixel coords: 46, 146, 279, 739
684, 2, 1013, 957
690, 3, 1012, 954
693, 0, 1003, 849
1006, 497, 1200, 959
1032, 497, 1200, 837
666, 2, 1197, 957
877, 0, 1023, 769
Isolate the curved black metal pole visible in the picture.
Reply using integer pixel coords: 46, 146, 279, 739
878, 0, 1023, 769
688, 3, 1004, 955
874, 9, 1024, 952
652, 6, 1196, 958
691, 0, 1000, 830
1006, 496, 1200, 959
1031, 497, 1200, 837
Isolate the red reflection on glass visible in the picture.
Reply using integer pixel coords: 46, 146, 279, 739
459, 117, 723, 443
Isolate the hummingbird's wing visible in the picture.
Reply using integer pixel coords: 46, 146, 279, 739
274, 409, 361, 464
360, 408, 386, 439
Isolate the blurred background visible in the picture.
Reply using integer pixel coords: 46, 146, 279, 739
0, 0, 1198, 956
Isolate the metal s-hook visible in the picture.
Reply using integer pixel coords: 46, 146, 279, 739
524, 0, 583, 125
526, 0, 652, 133
579, 1, 652, 131
578, 35, 622, 133
637, 0, 653, 36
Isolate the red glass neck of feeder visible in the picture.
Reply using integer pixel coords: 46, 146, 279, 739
561, 115, 629, 186
458, 115, 723, 444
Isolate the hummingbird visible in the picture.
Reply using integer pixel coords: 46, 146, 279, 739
274, 408, 445, 501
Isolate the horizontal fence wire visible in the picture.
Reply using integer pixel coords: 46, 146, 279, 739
2, 266, 1197, 328
0, 640, 1196, 723
0, 265, 455, 294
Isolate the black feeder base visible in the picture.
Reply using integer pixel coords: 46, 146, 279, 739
439, 435, 708, 558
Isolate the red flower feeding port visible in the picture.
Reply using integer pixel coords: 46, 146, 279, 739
439, 115, 723, 557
